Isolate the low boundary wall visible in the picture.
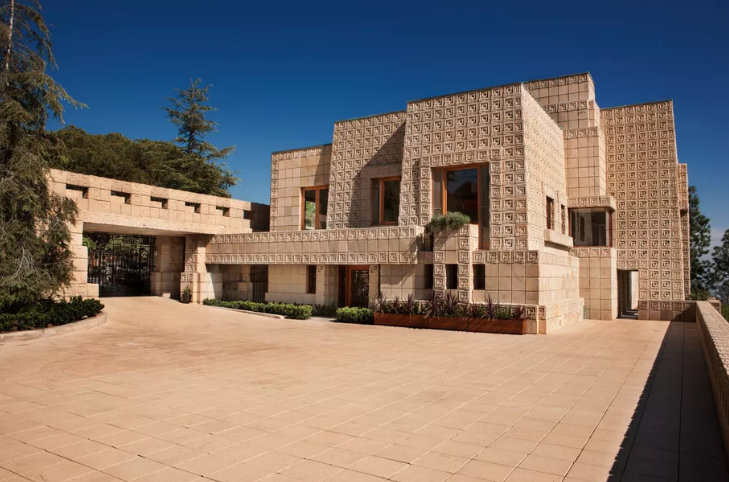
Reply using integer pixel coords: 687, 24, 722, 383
696, 301, 729, 463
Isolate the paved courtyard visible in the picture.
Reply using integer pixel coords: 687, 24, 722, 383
0, 298, 726, 482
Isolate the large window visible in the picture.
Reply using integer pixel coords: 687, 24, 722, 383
432, 165, 490, 248
372, 177, 400, 225
301, 186, 328, 230
570, 209, 610, 246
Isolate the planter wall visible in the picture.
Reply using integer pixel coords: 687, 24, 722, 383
374, 312, 527, 335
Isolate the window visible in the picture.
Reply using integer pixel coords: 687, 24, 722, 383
66, 184, 88, 199
151, 196, 168, 209
546, 197, 554, 230
560, 205, 566, 234
111, 190, 131, 204
372, 177, 401, 225
570, 209, 610, 246
185, 201, 201, 213
473, 264, 485, 290
307, 265, 317, 294
433, 165, 490, 248
301, 186, 328, 230
424, 264, 434, 290
216, 206, 230, 217
446, 264, 458, 290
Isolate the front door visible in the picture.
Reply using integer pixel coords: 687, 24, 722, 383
250, 265, 268, 303
340, 266, 369, 307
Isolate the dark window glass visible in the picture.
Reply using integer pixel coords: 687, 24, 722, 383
383, 180, 400, 223
432, 169, 442, 216
372, 180, 380, 225
570, 209, 608, 246
560, 205, 566, 234
546, 197, 554, 229
479, 166, 490, 248
424, 264, 434, 290
446, 264, 458, 290
446, 169, 478, 222
473, 264, 485, 290
307, 265, 316, 294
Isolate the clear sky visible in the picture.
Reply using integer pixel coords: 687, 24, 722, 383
44, 0, 728, 245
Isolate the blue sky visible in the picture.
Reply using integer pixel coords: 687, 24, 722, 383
45, 0, 728, 245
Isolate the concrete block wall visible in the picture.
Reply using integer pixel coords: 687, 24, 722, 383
574, 247, 618, 320
270, 145, 331, 232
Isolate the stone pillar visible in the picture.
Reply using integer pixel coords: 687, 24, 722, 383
151, 236, 184, 299
181, 234, 213, 303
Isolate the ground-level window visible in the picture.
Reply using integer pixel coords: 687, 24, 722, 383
472, 264, 485, 290
446, 264, 458, 290
570, 208, 610, 246
424, 264, 434, 290
306, 265, 316, 294
301, 186, 328, 230
432, 165, 490, 248
546, 197, 555, 230
372, 177, 401, 225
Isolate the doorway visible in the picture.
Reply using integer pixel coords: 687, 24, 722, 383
86, 233, 155, 296
250, 265, 268, 303
618, 270, 639, 319
338, 266, 370, 307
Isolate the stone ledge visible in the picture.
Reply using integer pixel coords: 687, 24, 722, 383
0, 312, 107, 344
696, 301, 729, 463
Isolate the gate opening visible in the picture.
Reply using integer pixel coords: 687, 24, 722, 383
618, 269, 639, 319
86, 233, 155, 297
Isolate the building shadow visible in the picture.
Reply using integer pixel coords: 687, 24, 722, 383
607, 321, 728, 481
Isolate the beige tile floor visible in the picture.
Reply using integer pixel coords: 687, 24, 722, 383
0, 297, 725, 481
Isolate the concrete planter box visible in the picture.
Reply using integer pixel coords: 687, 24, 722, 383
374, 312, 526, 335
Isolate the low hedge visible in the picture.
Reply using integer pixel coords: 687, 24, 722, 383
0, 297, 104, 333
335, 307, 374, 324
203, 299, 312, 320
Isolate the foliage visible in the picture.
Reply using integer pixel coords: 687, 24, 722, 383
203, 298, 312, 320
313, 303, 337, 317
424, 212, 471, 235
417, 291, 526, 320
722, 304, 729, 323
689, 185, 712, 291
181, 285, 192, 302
164, 78, 237, 197
687, 289, 711, 301
0, 297, 103, 333
710, 228, 729, 306
0, 0, 83, 310
335, 307, 374, 324
53, 125, 237, 197
375, 292, 420, 315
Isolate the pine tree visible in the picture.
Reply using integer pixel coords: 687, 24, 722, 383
711, 229, 729, 305
0, 0, 83, 310
165, 79, 237, 197
689, 185, 712, 292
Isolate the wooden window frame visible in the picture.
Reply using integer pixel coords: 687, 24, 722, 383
432, 164, 490, 249
372, 176, 401, 226
301, 185, 328, 230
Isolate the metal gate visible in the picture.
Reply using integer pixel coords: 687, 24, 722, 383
250, 265, 268, 303
86, 233, 155, 296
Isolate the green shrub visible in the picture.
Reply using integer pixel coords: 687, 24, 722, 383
424, 212, 471, 235
203, 299, 312, 319
0, 297, 104, 333
722, 304, 729, 323
335, 307, 374, 324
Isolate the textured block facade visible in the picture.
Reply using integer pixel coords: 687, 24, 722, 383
60, 72, 692, 332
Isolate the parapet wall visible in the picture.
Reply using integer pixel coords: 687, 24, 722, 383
695, 301, 729, 463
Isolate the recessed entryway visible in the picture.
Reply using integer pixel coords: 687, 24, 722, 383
618, 269, 639, 319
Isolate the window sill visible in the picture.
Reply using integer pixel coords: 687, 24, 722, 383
544, 229, 574, 248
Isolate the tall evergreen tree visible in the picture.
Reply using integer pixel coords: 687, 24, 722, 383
0, 0, 83, 310
165, 79, 237, 197
711, 229, 729, 305
689, 185, 712, 292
